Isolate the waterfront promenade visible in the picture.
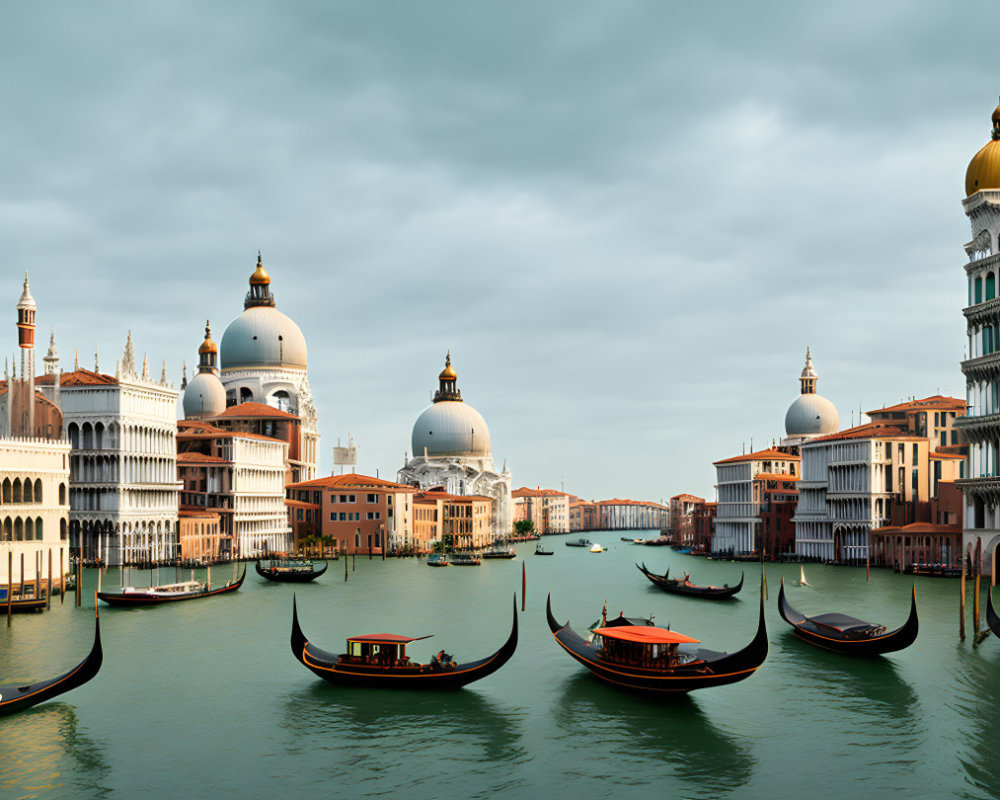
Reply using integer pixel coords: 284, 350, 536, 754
1, 537, 997, 799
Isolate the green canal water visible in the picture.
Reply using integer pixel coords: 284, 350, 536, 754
1, 535, 998, 800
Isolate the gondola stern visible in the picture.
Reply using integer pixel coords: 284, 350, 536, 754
545, 592, 566, 634
290, 595, 308, 664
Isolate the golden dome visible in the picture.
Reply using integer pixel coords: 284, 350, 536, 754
250, 252, 271, 285
965, 103, 1000, 196
439, 352, 457, 380
198, 320, 218, 355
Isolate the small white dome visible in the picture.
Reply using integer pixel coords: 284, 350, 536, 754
183, 372, 227, 419
412, 401, 491, 457
785, 393, 839, 437
220, 306, 307, 370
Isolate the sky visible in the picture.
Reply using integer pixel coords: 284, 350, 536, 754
1, 1, 996, 502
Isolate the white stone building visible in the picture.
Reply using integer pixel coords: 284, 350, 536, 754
56, 335, 180, 566
713, 448, 800, 555
215, 254, 319, 483
398, 354, 512, 539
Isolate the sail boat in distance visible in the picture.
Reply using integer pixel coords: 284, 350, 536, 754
797, 565, 811, 587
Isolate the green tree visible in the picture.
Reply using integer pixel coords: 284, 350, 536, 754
514, 520, 536, 536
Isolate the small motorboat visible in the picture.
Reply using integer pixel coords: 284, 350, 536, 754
1, 609, 103, 717
777, 579, 918, 656
482, 547, 517, 560
256, 559, 328, 583
546, 592, 767, 694
426, 553, 449, 567
565, 538, 591, 548
534, 545, 554, 556
636, 563, 743, 599
589, 544, 604, 553
98, 567, 245, 607
290, 595, 518, 689
448, 553, 481, 566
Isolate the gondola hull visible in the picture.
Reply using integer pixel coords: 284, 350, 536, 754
0, 616, 103, 717
290, 596, 518, 689
988, 589, 1000, 639
777, 580, 918, 656
546, 593, 767, 694
98, 567, 245, 607
256, 561, 328, 583
636, 563, 743, 599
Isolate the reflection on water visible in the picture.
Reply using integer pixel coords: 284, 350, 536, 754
550, 673, 755, 798
0, 703, 110, 799
955, 651, 1000, 797
280, 684, 528, 798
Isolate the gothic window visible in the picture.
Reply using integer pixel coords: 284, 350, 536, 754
14, 517, 22, 541
35, 517, 42, 540
82, 422, 93, 449
989, 273, 997, 301
23, 479, 33, 503
34, 479, 41, 503
976, 277, 983, 304
12, 479, 21, 503
240, 388, 253, 403
1, 479, 8, 504
1, 517, 9, 541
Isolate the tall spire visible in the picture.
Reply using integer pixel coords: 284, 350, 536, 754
94, 346, 99, 373
122, 330, 135, 377
181, 361, 188, 389
74, 350, 79, 371
43, 326, 60, 375
799, 347, 818, 395
433, 351, 462, 403
160, 359, 167, 385
141, 352, 149, 381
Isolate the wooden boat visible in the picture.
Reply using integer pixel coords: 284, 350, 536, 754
777, 579, 918, 656
98, 567, 245, 607
546, 592, 767, 694
987, 588, 1000, 639
256, 559, 328, 583
905, 563, 962, 578
482, 547, 517, 560
449, 553, 481, 566
565, 538, 591, 548
0, 611, 102, 717
426, 554, 449, 567
534, 545, 554, 556
636, 563, 743, 599
0, 587, 47, 613
290, 595, 518, 689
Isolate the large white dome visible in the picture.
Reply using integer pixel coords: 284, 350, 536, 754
785, 393, 839, 437
220, 306, 307, 371
183, 372, 227, 419
412, 401, 491, 457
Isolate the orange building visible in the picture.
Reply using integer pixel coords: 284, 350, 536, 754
285, 473, 415, 555
569, 497, 598, 532
413, 490, 492, 551
178, 510, 226, 563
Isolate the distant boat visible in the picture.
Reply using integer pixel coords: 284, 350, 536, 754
482, 547, 517, 560
449, 553, 481, 566
426, 553, 449, 567
565, 538, 591, 548
256, 559, 328, 583
589, 544, 604, 553
797, 566, 810, 587
534, 545, 554, 556
98, 567, 245, 607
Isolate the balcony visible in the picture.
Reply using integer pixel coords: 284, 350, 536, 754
961, 351, 1000, 380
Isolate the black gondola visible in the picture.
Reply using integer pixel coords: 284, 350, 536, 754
534, 545, 554, 556
0, 611, 103, 717
777, 579, 918, 656
636, 563, 743, 599
256, 559, 328, 583
988, 588, 1000, 639
98, 567, 245, 607
546, 591, 767, 694
290, 595, 518, 689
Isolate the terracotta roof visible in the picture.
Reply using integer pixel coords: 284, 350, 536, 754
595, 498, 668, 509
178, 430, 284, 444
177, 452, 228, 464
285, 499, 321, 509
211, 402, 298, 420
929, 451, 964, 460
178, 420, 227, 434
178, 509, 221, 519
871, 522, 962, 535
670, 493, 705, 502
287, 472, 416, 492
714, 447, 801, 466
414, 490, 492, 503
754, 473, 800, 482
867, 395, 965, 415
58, 369, 118, 386
806, 422, 916, 444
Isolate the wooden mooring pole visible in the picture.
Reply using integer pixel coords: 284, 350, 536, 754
960, 554, 967, 642
47, 549, 52, 610
60, 547, 64, 604
7, 551, 11, 627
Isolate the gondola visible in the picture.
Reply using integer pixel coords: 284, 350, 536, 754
546, 591, 767, 694
256, 559, 328, 583
98, 566, 245, 607
636, 563, 743, 599
988, 588, 1000, 639
777, 579, 918, 656
534, 545, 554, 556
0, 590, 47, 613
290, 594, 518, 689
0, 609, 103, 717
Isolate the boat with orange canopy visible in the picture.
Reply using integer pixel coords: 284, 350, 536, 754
546, 591, 767, 694
291, 595, 518, 689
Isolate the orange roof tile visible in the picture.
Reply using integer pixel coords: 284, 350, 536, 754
287, 473, 416, 492
866, 395, 965, 415
211, 402, 298, 420
806, 422, 916, 444
58, 368, 118, 386
414, 490, 492, 503
714, 447, 801, 466
595, 498, 668, 509
177, 452, 228, 464
670, 493, 705, 502
929, 451, 964, 460
754, 473, 800, 481
285, 499, 321, 509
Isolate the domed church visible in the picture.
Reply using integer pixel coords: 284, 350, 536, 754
182, 254, 320, 480
398, 354, 512, 538
781, 349, 839, 447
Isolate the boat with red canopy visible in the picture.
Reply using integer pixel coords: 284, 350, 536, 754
777, 579, 918, 656
546, 591, 767, 694
290, 595, 518, 689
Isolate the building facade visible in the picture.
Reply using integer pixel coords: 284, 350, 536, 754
413, 490, 492, 551
512, 487, 570, 535
398, 355, 511, 539
594, 499, 669, 531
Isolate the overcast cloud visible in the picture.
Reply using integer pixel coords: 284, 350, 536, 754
1, 1, 993, 501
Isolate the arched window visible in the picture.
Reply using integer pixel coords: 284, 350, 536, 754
23, 479, 33, 503
35, 517, 42, 540
988, 273, 996, 302
14, 517, 23, 541
12, 479, 22, 504
68, 422, 79, 449
59, 483, 66, 505
271, 390, 291, 412
976, 276, 984, 305
34, 479, 41, 503
240, 387, 254, 404
82, 422, 93, 449
25, 517, 34, 540
1, 517, 10, 541
60, 518, 67, 540
2, 478, 10, 504
95, 422, 104, 450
